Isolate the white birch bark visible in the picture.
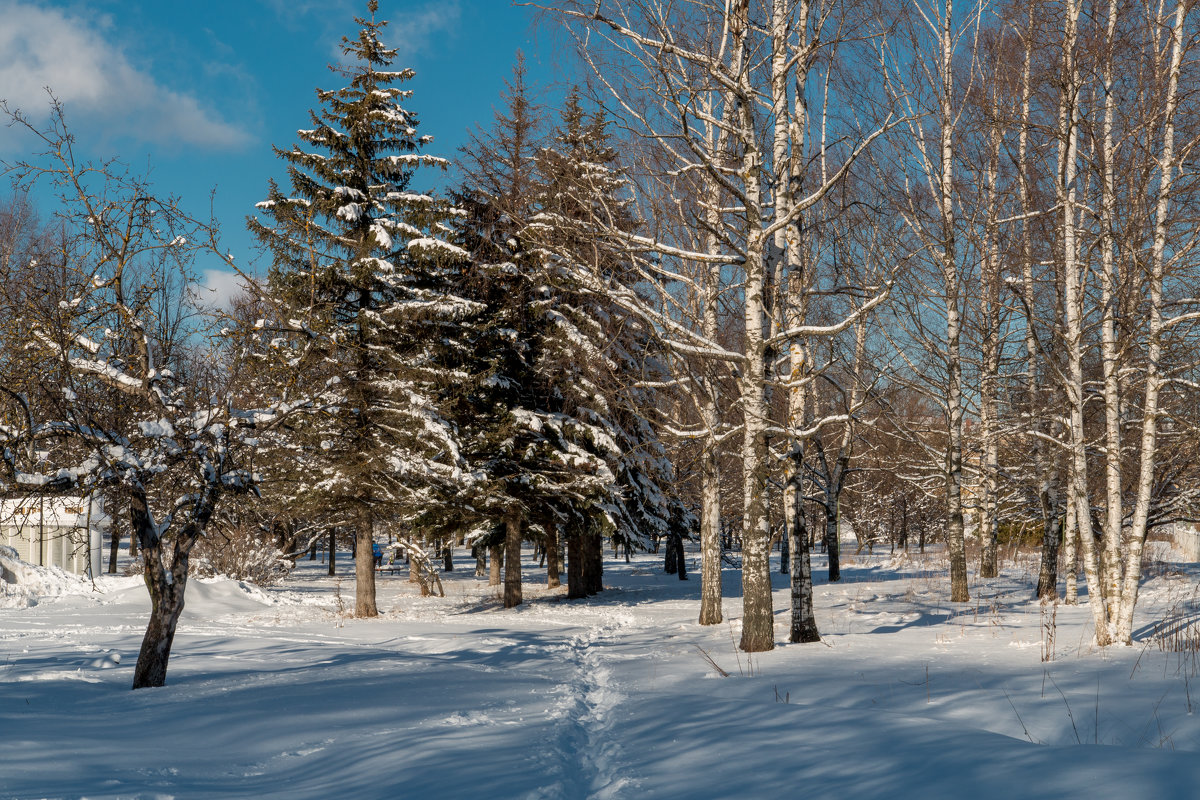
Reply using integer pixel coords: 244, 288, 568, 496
936, 0, 969, 603
1057, 0, 1111, 644
1115, 0, 1186, 643
731, 0, 776, 653
977, 80, 1003, 580
1064, 485, 1078, 605
698, 94, 728, 627
1097, 0, 1125, 624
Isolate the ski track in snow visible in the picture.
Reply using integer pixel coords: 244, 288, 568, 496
535, 611, 638, 800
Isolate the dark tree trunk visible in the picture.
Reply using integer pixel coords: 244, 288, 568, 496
674, 533, 688, 580
546, 522, 561, 589
107, 523, 121, 574
664, 534, 678, 574
1036, 504, 1063, 602
789, 488, 820, 644
584, 530, 603, 595
354, 512, 378, 617
489, 543, 503, 586
274, 521, 297, 564
129, 489, 215, 690
504, 516, 523, 608
309, 537, 318, 561
132, 554, 187, 689
825, 503, 841, 583
443, 544, 453, 572
474, 546, 486, 578
328, 529, 336, 576
780, 527, 789, 574
567, 532, 585, 599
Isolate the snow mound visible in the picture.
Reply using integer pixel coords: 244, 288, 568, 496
0, 545, 94, 609
183, 576, 281, 617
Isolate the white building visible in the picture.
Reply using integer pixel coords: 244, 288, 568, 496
0, 496, 110, 576
1174, 523, 1200, 562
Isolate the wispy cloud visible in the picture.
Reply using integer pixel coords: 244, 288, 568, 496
384, 1, 462, 61
0, 1, 249, 151
263, 0, 461, 63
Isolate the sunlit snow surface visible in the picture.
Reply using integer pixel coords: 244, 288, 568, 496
3, 544, 1200, 798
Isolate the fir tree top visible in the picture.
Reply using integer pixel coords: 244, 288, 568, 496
249, 1, 465, 294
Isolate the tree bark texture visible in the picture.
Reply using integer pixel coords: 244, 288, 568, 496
504, 516, 523, 608
489, 543, 503, 587
546, 522, 561, 589
567, 531, 585, 599
354, 512, 378, 618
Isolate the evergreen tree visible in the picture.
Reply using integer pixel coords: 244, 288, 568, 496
249, 1, 475, 617
452, 64, 616, 606
530, 92, 690, 589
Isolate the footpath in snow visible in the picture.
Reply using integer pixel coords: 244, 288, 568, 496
3, 544, 1200, 798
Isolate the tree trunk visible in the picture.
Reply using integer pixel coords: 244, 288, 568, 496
674, 533, 688, 580
1096, 0, 1124, 626
328, 529, 336, 577
132, 559, 187, 689
664, 533, 678, 574
474, 546, 486, 578
584, 530, 603, 595
132, 520, 188, 689
698, 420, 723, 625
977, 89, 1002, 582
107, 523, 121, 574
503, 515, 522, 609
825, 496, 841, 583
780, 527, 789, 575
546, 522, 561, 589
931, 0, 969, 605
1055, 0, 1110, 645
354, 512, 378, 618
1064, 496, 1078, 604
567, 531, 585, 599
489, 543, 503, 587
1036, 484, 1063, 602
129, 490, 212, 690
1114, 0, 1185, 644
443, 544, 453, 572
788, 478, 820, 643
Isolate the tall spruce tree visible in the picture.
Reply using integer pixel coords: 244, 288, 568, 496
453, 63, 617, 606
530, 92, 690, 589
249, 1, 475, 617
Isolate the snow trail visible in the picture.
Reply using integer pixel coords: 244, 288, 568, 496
537, 611, 638, 800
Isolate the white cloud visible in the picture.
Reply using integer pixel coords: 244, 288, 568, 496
263, 0, 461, 63
0, 1, 249, 150
380, 1, 462, 61
194, 268, 252, 312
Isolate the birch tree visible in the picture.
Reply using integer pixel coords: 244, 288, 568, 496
537, 0, 894, 650
877, 0, 986, 602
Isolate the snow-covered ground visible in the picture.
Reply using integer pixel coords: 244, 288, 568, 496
4, 543, 1200, 799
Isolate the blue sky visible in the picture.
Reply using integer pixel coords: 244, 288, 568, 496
0, 0, 571, 304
